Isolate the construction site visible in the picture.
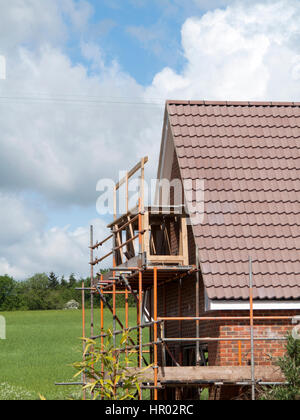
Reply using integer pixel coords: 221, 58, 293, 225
78, 101, 300, 400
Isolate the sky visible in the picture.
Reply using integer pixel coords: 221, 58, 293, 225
0, 0, 300, 280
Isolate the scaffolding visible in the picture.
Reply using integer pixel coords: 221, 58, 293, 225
77, 157, 295, 401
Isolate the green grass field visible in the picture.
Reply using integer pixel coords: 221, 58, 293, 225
0, 308, 139, 400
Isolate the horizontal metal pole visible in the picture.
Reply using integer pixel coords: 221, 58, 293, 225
158, 316, 294, 321
115, 157, 148, 191
113, 232, 142, 252
91, 322, 161, 339
163, 337, 287, 342
91, 234, 113, 250
55, 382, 85, 386
92, 250, 113, 265
113, 214, 139, 234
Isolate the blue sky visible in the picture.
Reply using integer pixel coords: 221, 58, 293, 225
0, 0, 300, 278
65, 0, 228, 85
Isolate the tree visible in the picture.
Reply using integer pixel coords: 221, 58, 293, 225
260, 335, 300, 400
68, 274, 77, 289
24, 273, 55, 310
48, 272, 59, 290
0, 275, 15, 309
60, 275, 68, 288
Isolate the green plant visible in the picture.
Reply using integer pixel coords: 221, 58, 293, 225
259, 335, 300, 400
73, 330, 151, 400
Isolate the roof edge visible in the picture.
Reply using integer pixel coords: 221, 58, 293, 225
166, 99, 300, 107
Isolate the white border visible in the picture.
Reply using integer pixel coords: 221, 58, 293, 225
207, 299, 300, 311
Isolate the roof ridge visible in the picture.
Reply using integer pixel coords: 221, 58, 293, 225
166, 100, 300, 107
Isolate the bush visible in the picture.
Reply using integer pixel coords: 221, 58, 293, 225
259, 335, 300, 400
73, 330, 151, 400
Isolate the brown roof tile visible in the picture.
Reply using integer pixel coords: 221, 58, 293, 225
167, 101, 300, 301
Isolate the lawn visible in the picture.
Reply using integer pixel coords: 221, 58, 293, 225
0, 308, 139, 400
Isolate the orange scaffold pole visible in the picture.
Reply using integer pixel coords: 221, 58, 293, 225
153, 267, 158, 400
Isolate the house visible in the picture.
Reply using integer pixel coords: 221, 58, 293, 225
90, 100, 300, 400
154, 100, 300, 399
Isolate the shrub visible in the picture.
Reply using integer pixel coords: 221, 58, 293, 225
73, 330, 151, 400
259, 335, 300, 400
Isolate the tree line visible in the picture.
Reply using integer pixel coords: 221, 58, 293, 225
0, 273, 135, 311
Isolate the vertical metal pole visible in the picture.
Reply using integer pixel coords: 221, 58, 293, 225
112, 225, 117, 398
114, 186, 117, 221
178, 279, 183, 365
100, 275, 104, 400
139, 272, 143, 370
138, 198, 143, 399
161, 321, 166, 368
90, 226, 94, 341
113, 248, 116, 349
81, 276, 86, 400
154, 267, 158, 401
126, 172, 129, 214
90, 225, 94, 399
249, 256, 255, 401
196, 246, 200, 366
238, 341, 242, 366
141, 158, 145, 213
125, 285, 129, 359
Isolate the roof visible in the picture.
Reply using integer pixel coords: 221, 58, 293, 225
166, 100, 300, 300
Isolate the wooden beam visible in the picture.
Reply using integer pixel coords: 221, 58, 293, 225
147, 255, 185, 263
143, 211, 150, 256
107, 206, 139, 228
133, 366, 285, 384
115, 156, 148, 190
181, 216, 189, 266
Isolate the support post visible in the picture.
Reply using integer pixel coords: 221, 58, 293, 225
249, 256, 255, 401
178, 279, 183, 365
90, 225, 94, 343
90, 225, 94, 399
125, 285, 129, 361
196, 246, 200, 366
161, 321, 167, 370
139, 272, 143, 370
81, 276, 86, 400
154, 267, 158, 400
126, 172, 129, 214
100, 275, 104, 400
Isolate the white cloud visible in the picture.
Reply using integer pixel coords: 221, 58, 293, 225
0, 197, 110, 279
147, 0, 300, 101
0, 43, 162, 205
0, 193, 45, 246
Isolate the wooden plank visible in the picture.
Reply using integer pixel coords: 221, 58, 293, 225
115, 227, 124, 265
113, 214, 138, 235
126, 217, 136, 259
140, 157, 145, 213
181, 216, 189, 266
143, 211, 150, 257
126, 172, 129, 213
147, 255, 185, 263
115, 156, 148, 190
91, 234, 113, 250
114, 186, 117, 221
114, 233, 140, 253
107, 206, 139, 228
134, 366, 285, 384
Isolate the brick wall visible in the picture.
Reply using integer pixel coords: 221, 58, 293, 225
206, 310, 298, 366
157, 271, 297, 366
157, 268, 297, 367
